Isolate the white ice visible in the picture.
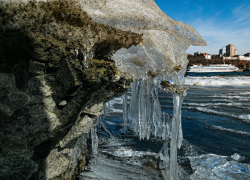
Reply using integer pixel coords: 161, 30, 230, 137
185, 76, 250, 86
189, 154, 250, 180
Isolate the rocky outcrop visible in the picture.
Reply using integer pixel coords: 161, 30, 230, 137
0, 1, 142, 179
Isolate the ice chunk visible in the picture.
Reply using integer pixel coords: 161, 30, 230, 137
189, 154, 250, 180
231, 153, 245, 161
81, 0, 206, 80
80, 154, 162, 180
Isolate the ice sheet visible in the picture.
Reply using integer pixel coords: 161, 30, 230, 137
185, 76, 250, 86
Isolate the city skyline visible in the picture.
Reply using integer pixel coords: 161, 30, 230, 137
155, 0, 250, 55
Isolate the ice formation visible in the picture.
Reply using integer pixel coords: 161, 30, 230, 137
68, 136, 86, 176
78, 0, 206, 179
124, 78, 187, 180
80, 0, 206, 79
128, 78, 172, 141
185, 76, 250, 86
189, 154, 250, 180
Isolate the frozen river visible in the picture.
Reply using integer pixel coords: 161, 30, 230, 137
81, 72, 250, 179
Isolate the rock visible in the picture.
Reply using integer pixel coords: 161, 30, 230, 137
59, 100, 67, 106
0, 1, 134, 179
0, 73, 30, 117
29, 60, 46, 75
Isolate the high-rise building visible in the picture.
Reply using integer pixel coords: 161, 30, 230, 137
219, 47, 226, 55
226, 44, 234, 56
234, 49, 237, 56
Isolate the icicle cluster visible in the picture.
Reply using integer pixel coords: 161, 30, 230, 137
126, 78, 172, 140
121, 73, 187, 180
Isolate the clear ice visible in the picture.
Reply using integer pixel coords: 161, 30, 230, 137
80, 0, 206, 179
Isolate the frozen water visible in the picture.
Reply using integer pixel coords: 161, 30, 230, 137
80, 154, 162, 180
185, 76, 250, 86
158, 142, 170, 169
126, 78, 173, 141
100, 138, 135, 148
123, 94, 128, 131
170, 92, 185, 180
80, 1, 206, 179
68, 135, 87, 173
189, 154, 250, 180
91, 126, 99, 156
80, 0, 206, 81
101, 147, 157, 158
231, 153, 245, 161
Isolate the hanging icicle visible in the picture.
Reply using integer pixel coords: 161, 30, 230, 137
123, 94, 128, 132
124, 78, 173, 141
91, 126, 98, 156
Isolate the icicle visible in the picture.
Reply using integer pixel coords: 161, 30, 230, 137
177, 94, 185, 149
129, 80, 140, 135
158, 142, 170, 169
102, 102, 107, 121
146, 77, 153, 140
166, 113, 172, 138
162, 112, 166, 140
123, 94, 128, 132
97, 116, 101, 129
170, 92, 184, 180
91, 126, 98, 156
100, 120, 113, 137
152, 88, 162, 138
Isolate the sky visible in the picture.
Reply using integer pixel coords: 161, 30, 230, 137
154, 0, 250, 55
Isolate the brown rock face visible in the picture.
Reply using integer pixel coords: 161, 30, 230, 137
0, 1, 142, 179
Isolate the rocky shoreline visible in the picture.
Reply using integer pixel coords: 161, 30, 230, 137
0, 1, 142, 179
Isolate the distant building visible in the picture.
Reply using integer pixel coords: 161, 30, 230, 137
205, 55, 211, 59
224, 56, 250, 61
194, 52, 203, 56
244, 53, 250, 57
212, 54, 222, 59
226, 44, 234, 56
219, 47, 226, 55
234, 49, 237, 56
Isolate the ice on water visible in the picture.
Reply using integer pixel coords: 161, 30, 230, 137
189, 154, 250, 180
79, 0, 207, 179
185, 76, 250, 86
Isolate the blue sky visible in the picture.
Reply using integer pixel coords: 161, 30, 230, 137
155, 0, 250, 55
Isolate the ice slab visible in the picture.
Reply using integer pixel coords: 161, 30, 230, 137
80, 154, 162, 180
189, 154, 250, 180
80, 0, 206, 80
